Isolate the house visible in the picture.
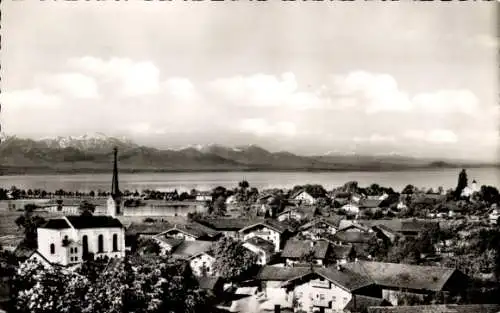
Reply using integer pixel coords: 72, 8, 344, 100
41, 198, 109, 215
291, 190, 318, 205
239, 219, 290, 252
359, 199, 384, 211
256, 266, 381, 313
225, 195, 238, 206
367, 304, 500, 313
281, 239, 331, 267
344, 295, 392, 313
340, 219, 439, 238
277, 206, 317, 222
460, 180, 478, 199
170, 240, 215, 276
330, 245, 355, 265
197, 276, 224, 296
35, 215, 125, 266
243, 236, 275, 265
195, 191, 213, 202
157, 222, 221, 241
126, 221, 172, 238
329, 231, 378, 260
196, 218, 263, 239
152, 237, 184, 254
341, 204, 360, 216
298, 216, 343, 240
340, 261, 468, 306
338, 222, 372, 233
489, 204, 499, 225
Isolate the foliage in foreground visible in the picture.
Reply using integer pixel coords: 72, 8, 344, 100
11, 255, 213, 313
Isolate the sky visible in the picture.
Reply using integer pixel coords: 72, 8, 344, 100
1, 1, 498, 162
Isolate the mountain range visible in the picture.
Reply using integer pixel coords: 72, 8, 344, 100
0, 134, 496, 174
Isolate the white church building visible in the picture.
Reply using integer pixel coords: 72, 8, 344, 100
34, 215, 125, 266
30, 147, 126, 267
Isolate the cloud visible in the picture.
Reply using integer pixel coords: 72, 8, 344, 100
0, 89, 62, 108
209, 72, 324, 110
68, 56, 161, 96
238, 118, 297, 137
45, 72, 99, 99
403, 129, 458, 143
329, 71, 412, 113
412, 90, 478, 115
353, 134, 397, 143
163, 78, 197, 102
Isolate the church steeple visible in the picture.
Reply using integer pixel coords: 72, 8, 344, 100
111, 147, 120, 199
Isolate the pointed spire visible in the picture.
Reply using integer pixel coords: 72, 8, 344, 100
111, 147, 120, 198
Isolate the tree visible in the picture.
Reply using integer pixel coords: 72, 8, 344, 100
211, 237, 258, 282
238, 180, 250, 190
15, 205, 46, 249
455, 169, 468, 199
401, 184, 415, 195
78, 201, 96, 216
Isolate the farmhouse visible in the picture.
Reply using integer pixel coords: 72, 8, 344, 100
239, 219, 291, 252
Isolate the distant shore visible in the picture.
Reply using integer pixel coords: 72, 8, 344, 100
0, 164, 498, 176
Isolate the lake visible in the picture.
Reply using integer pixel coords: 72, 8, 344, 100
0, 168, 498, 192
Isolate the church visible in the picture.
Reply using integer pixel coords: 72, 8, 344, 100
30, 147, 126, 267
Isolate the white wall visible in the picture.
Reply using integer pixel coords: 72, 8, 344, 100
190, 253, 215, 276
293, 278, 352, 313
241, 226, 281, 252
295, 192, 315, 205
242, 242, 270, 265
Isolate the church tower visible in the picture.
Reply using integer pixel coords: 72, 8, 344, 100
107, 147, 122, 217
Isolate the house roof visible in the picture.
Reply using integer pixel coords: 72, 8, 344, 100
163, 222, 220, 239
244, 237, 275, 254
345, 295, 391, 313
333, 231, 377, 244
126, 222, 172, 235
281, 240, 329, 260
171, 240, 214, 259
342, 219, 439, 234
257, 266, 312, 281
197, 276, 222, 290
153, 237, 184, 249
65, 216, 123, 229
331, 244, 354, 259
339, 222, 371, 232
299, 217, 342, 231
367, 304, 500, 313
359, 199, 384, 209
239, 219, 288, 234
341, 261, 458, 292
198, 218, 263, 231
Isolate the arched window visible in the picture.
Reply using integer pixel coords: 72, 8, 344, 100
50, 243, 55, 254
98, 234, 104, 253
112, 234, 118, 251
82, 235, 89, 255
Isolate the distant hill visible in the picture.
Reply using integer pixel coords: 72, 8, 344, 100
0, 134, 495, 174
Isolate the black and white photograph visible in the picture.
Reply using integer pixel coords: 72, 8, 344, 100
0, 1, 499, 313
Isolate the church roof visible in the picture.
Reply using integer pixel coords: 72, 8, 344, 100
41, 216, 123, 230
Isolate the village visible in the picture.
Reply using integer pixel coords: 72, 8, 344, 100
0, 148, 499, 313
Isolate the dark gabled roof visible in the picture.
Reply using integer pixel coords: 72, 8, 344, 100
153, 237, 184, 249
359, 199, 384, 209
341, 261, 458, 292
198, 218, 264, 231
331, 244, 354, 259
41, 218, 71, 229
65, 216, 123, 229
281, 240, 329, 260
244, 237, 275, 254
257, 266, 312, 281
163, 222, 220, 239
345, 295, 391, 313
197, 276, 222, 290
367, 304, 500, 313
350, 219, 439, 234
333, 231, 377, 244
171, 240, 214, 259
315, 267, 374, 291
126, 222, 172, 235
240, 219, 288, 234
